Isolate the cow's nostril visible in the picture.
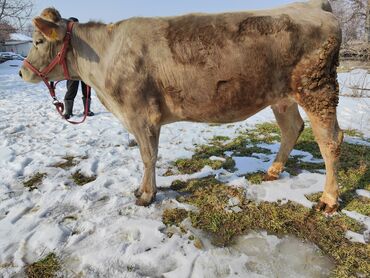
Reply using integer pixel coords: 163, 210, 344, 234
19, 70, 22, 78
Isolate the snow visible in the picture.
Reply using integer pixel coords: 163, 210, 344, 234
342, 210, 370, 243
345, 231, 366, 244
246, 173, 325, 208
356, 189, 370, 199
0, 61, 368, 277
338, 69, 370, 97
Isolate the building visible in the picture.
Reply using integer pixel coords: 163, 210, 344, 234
2, 33, 32, 57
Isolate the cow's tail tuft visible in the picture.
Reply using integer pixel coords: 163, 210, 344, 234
308, 0, 332, 13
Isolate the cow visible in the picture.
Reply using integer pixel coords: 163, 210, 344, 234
19, 0, 343, 213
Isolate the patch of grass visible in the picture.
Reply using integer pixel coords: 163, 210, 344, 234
339, 143, 369, 172
285, 157, 325, 176
240, 122, 281, 144
174, 158, 226, 174
344, 129, 364, 138
174, 140, 270, 175
345, 197, 370, 216
0, 262, 14, 268
244, 172, 265, 184
305, 192, 322, 203
62, 215, 78, 222
167, 178, 368, 277
170, 177, 220, 193
25, 253, 61, 278
71, 171, 96, 186
52, 156, 77, 169
162, 208, 188, 226
294, 126, 322, 159
162, 122, 370, 277
338, 164, 370, 212
211, 135, 230, 142
23, 172, 46, 191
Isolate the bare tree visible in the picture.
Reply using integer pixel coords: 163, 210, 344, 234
329, 0, 367, 43
0, 21, 15, 41
22, 22, 33, 37
0, 0, 33, 30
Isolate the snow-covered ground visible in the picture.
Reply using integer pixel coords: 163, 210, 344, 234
338, 69, 370, 98
0, 60, 369, 277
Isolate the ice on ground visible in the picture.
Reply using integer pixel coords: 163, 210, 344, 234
0, 57, 368, 277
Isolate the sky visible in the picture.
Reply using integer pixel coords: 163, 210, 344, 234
33, 0, 305, 23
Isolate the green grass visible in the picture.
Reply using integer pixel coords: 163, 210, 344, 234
167, 178, 368, 277
162, 208, 188, 226
23, 172, 46, 191
285, 156, 325, 176
71, 171, 96, 186
163, 123, 370, 278
25, 253, 61, 278
174, 157, 235, 174
345, 196, 370, 216
344, 129, 364, 138
169, 123, 370, 216
243, 172, 265, 184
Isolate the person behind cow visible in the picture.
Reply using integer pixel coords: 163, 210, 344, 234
63, 17, 94, 119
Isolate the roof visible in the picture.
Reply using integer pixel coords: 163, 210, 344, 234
9, 33, 32, 42
4, 41, 31, 46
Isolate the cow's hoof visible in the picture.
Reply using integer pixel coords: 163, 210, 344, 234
135, 193, 155, 207
134, 188, 143, 198
314, 201, 339, 215
264, 174, 279, 181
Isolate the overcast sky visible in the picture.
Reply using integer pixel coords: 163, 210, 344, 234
33, 0, 304, 23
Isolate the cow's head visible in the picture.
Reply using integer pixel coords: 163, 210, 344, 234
19, 8, 68, 83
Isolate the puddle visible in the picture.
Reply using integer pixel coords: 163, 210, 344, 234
193, 231, 334, 278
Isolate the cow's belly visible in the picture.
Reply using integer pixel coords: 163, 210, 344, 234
187, 101, 270, 124
161, 71, 285, 123
163, 85, 277, 124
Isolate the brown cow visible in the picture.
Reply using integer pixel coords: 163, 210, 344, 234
19, 0, 343, 213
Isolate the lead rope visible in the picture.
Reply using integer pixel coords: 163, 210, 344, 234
50, 81, 91, 125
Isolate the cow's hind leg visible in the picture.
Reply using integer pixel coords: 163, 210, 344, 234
266, 101, 304, 180
131, 123, 160, 206
303, 108, 343, 213
292, 36, 342, 213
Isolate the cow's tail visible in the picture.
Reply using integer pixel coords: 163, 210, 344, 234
308, 0, 332, 12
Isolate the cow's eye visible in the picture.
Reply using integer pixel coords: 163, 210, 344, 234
35, 39, 44, 46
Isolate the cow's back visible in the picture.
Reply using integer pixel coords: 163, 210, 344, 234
109, 1, 340, 123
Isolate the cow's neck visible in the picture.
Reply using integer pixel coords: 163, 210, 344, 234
69, 22, 109, 92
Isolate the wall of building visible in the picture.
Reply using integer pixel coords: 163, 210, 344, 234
4, 42, 32, 56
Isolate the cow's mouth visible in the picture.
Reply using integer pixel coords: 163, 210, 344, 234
19, 68, 41, 84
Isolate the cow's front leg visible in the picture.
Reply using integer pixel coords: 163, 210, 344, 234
132, 123, 160, 206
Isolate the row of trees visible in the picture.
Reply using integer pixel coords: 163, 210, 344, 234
0, 0, 33, 42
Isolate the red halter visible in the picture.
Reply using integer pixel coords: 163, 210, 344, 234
23, 21, 90, 125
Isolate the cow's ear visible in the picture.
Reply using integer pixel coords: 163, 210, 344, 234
40, 8, 62, 23
32, 17, 65, 41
